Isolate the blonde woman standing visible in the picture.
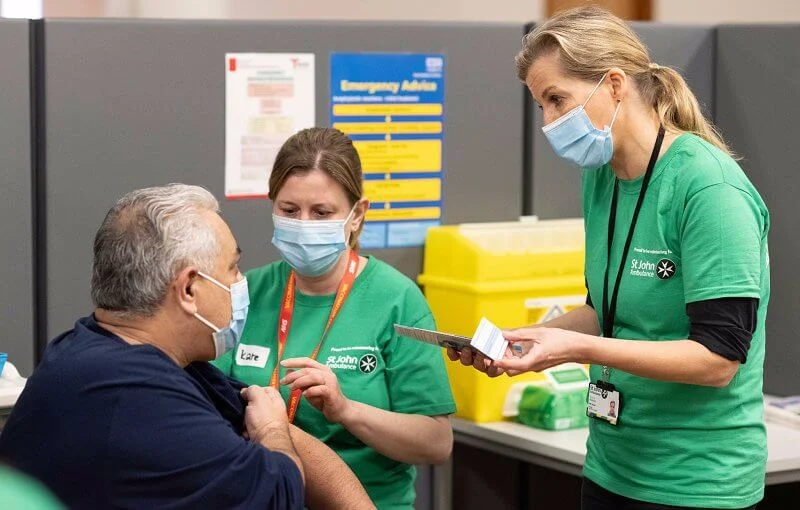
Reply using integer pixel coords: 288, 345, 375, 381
450, 7, 768, 509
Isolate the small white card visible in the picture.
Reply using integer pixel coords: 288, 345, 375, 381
394, 316, 508, 361
235, 344, 270, 368
470, 317, 508, 361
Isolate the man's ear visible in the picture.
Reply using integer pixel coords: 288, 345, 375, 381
176, 266, 200, 316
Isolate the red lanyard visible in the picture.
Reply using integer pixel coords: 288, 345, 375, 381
270, 249, 360, 423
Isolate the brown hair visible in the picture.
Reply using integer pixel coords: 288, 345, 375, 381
269, 127, 365, 249
515, 6, 734, 157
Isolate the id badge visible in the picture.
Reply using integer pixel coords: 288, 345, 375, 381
587, 381, 621, 426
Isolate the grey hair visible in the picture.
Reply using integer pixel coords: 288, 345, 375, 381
91, 183, 221, 318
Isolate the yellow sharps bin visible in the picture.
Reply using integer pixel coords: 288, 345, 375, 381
418, 219, 586, 423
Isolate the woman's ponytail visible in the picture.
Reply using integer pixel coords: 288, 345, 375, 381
645, 65, 736, 158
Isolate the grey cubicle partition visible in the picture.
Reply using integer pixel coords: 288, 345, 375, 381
42, 21, 525, 510
529, 24, 716, 219
0, 20, 34, 377
42, 19, 526, 343
716, 26, 800, 395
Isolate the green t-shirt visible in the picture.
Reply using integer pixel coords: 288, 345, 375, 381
0, 465, 64, 510
582, 134, 769, 508
213, 256, 456, 509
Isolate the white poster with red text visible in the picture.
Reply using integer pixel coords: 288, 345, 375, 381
225, 53, 315, 199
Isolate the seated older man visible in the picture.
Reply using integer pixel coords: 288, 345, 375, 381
0, 184, 372, 509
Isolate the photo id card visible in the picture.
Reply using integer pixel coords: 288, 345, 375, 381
587, 382, 621, 426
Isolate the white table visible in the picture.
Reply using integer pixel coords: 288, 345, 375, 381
451, 418, 800, 485
432, 416, 800, 509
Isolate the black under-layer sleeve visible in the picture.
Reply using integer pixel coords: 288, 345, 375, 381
686, 297, 758, 363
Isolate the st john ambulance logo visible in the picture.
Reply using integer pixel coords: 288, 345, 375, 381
656, 259, 676, 280
359, 354, 377, 374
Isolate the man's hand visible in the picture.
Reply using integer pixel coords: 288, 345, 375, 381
240, 385, 289, 443
240, 385, 305, 483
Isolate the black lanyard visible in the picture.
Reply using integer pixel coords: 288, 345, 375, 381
601, 126, 665, 339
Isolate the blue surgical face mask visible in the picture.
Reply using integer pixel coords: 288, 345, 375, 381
541, 73, 622, 170
194, 273, 249, 358
271, 206, 356, 278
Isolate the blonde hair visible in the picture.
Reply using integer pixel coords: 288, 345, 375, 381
269, 127, 365, 250
516, 6, 734, 157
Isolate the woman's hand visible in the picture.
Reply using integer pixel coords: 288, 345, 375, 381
280, 357, 352, 424
494, 327, 585, 375
445, 346, 507, 377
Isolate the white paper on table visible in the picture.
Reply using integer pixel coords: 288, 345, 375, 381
470, 317, 508, 361
224, 53, 315, 199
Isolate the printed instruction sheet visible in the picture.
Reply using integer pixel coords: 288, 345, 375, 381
225, 53, 315, 199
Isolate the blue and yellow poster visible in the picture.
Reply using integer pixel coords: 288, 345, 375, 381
330, 53, 445, 249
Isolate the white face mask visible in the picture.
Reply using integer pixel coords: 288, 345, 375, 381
271, 205, 357, 277
541, 72, 622, 169
193, 272, 249, 358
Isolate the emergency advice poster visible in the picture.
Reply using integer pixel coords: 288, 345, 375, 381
330, 53, 445, 249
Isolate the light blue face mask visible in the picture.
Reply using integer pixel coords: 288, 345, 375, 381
194, 273, 249, 358
541, 73, 622, 170
271, 206, 356, 278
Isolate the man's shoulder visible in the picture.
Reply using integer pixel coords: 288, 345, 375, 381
40, 317, 187, 390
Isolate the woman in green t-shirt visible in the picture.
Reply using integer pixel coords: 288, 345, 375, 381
450, 7, 768, 510
213, 127, 456, 509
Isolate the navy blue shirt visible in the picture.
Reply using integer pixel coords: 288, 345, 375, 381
0, 316, 303, 509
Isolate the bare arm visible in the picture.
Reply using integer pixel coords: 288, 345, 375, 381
288, 425, 374, 509
280, 358, 453, 466
241, 386, 305, 484
576, 334, 739, 387
524, 304, 600, 335
256, 425, 303, 482
497, 329, 739, 388
340, 406, 452, 465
